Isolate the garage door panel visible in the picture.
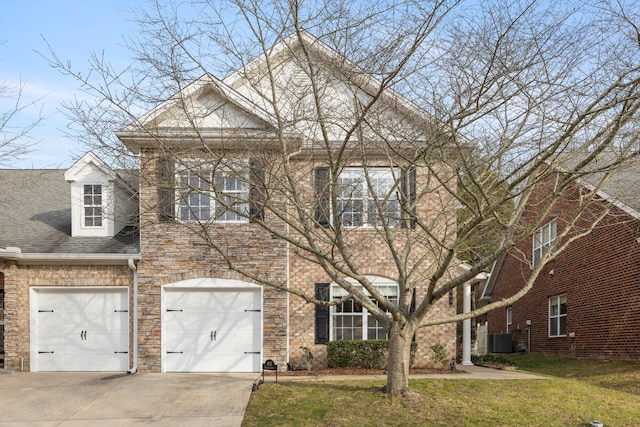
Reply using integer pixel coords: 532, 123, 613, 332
33, 288, 128, 372
166, 332, 217, 352
164, 287, 262, 372
165, 310, 218, 332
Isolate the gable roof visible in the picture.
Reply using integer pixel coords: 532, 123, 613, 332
65, 152, 119, 183
117, 31, 455, 154
0, 169, 139, 261
116, 74, 287, 151
222, 30, 451, 149
566, 151, 640, 217
481, 151, 640, 299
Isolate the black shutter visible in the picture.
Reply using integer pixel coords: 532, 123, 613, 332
315, 283, 330, 344
400, 166, 416, 229
249, 159, 265, 222
157, 156, 175, 222
314, 167, 331, 228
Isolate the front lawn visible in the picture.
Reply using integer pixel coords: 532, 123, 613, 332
243, 355, 640, 426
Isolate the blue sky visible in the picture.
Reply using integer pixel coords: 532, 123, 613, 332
1, 0, 147, 168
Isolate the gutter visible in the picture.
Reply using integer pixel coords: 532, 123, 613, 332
0, 248, 141, 265
127, 258, 139, 374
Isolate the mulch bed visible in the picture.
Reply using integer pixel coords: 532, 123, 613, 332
266, 367, 458, 376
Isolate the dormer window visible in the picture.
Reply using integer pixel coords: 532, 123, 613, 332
83, 184, 103, 227
65, 152, 137, 238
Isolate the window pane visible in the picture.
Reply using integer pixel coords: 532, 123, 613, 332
559, 316, 567, 335
559, 296, 567, 315
550, 319, 558, 336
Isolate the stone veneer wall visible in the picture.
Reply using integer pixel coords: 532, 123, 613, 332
0, 263, 133, 372
136, 150, 288, 372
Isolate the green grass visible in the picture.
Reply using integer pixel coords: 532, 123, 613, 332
243, 354, 640, 427
501, 353, 640, 397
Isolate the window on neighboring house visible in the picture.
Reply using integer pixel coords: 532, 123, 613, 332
506, 307, 513, 334
549, 294, 567, 337
177, 162, 250, 222
316, 166, 412, 228
330, 277, 398, 341
83, 184, 103, 227
533, 220, 557, 267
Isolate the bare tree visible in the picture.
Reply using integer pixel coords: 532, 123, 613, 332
48, 0, 640, 396
0, 79, 42, 166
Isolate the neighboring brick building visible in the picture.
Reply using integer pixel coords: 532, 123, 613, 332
484, 155, 640, 360
0, 32, 457, 373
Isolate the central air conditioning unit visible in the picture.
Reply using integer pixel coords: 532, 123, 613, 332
490, 333, 513, 353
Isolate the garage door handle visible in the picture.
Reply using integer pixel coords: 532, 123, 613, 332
114, 351, 129, 354
80, 330, 87, 340
167, 351, 183, 354
211, 331, 216, 341
38, 351, 54, 354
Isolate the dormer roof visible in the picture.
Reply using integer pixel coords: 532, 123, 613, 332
0, 169, 139, 261
64, 152, 119, 183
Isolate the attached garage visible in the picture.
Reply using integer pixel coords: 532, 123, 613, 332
162, 278, 262, 373
30, 287, 129, 372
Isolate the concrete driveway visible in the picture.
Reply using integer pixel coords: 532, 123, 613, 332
0, 371, 259, 426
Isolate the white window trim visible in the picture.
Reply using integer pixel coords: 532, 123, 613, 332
506, 307, 513, 335
548, 294, 567, 337
81, 183, 104, 229
329, 276, 399, 341
533, 219, 557, 267
334, 167, 401, 228
175, 160, 250, 223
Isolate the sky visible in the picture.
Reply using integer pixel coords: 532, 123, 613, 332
0, 0, 148, 169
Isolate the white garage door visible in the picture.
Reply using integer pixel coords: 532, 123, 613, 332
31, 288, 129, 372
164, 287, 262, 372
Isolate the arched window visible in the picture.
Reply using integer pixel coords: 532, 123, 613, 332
330, 276, 398, 341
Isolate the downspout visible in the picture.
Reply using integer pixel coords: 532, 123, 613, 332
285, 145, 303, 368
127, 258, 138, 374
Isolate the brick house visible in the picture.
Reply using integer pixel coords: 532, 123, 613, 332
484, 154, 640, 360
0, 32, 457, 372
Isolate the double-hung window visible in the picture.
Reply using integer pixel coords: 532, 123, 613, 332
335, 167, 401, 227
213, 168, 249, 222
83, 184, 103, 227
549, 294, 567, 337
177, 161, 249, 222
506, 307, 513, 334
533, 220, 557, 267
178, 170, 211, 221
330, 277, 398, 341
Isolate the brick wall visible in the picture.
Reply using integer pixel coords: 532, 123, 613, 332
286, 160, 458, 369
488, 174, 640, 360
0, 262, 133, 371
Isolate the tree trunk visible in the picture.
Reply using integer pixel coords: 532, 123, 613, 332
386, 319, 414, 396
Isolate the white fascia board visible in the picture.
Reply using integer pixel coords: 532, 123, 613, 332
124, 74, 276, 132
0, 251, 141, 265
64, 152, 118, 182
